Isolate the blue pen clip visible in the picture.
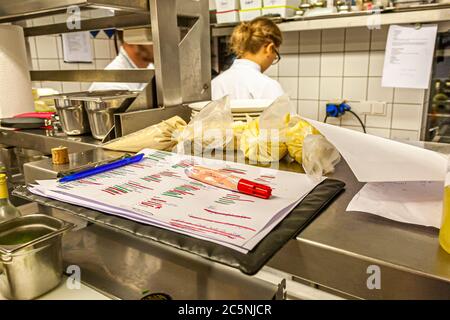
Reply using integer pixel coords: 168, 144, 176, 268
59, 153, 145, 183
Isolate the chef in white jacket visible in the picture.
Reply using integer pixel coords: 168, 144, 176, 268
89, 31, 154, 92
212, 17, 284, 100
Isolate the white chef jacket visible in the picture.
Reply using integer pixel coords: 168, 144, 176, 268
211, 59, 284, 100
89, 47, 155, 92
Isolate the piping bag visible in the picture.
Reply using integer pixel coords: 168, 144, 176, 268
185, 166, 272, 199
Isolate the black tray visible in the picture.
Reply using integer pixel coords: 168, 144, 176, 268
14, 178, 345, 275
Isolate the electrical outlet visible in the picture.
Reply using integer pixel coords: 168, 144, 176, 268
356, 101, 372, 115
371, 101, 386, 116
347, 101, 386, 116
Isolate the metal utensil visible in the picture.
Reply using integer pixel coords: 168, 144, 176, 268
0, 214, 74, 300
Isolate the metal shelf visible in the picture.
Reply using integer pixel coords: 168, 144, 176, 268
24, 12, 150, 36
0, 0, 212, 108
428, 113, 450, 118
212, 4, 450, 36
23, 12, 196, 37
30, 69, 154, 83
0, 0, 149, 23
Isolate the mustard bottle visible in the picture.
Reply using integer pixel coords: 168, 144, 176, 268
439, 159, 450, 254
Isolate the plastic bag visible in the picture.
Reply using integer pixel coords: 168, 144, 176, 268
240, 95, 291, 162
285, 116, 321, 164
302, 134, 341, 180
178, 96, 233, 152
102, 116, 186, 152
229, 121, 246, 150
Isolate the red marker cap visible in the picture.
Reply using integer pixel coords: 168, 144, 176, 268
237, 179, 272, 199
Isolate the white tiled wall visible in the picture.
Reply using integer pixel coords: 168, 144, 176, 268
26, 10, 116, 93
267, 26, 427, 141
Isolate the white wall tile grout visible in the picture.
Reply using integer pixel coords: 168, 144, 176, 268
317, 30, 323, 123
341, 28, 347, 100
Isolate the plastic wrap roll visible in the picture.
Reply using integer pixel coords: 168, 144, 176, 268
0, 25, 34, 118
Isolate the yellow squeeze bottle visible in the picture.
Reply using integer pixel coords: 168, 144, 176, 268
439, 159, 450, 254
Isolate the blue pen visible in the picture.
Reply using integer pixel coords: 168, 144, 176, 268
59, 153, 145, 183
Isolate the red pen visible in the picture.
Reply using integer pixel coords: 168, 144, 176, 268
185, 166, 272, 199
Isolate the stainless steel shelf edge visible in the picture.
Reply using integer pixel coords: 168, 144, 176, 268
24, 13, 150, 37
212, 5, 450, 36
30, 70, 154, 83
0, 0, 149, 23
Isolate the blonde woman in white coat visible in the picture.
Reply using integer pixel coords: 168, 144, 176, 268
212, 17, 284, 100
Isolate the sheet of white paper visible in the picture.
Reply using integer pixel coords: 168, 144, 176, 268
30, 149, 323, 252
62, 32, 93, 63
347, 181, 444, 228
29, 184, 250, 253
382, 24, 438, 89
303, 118, 447, 183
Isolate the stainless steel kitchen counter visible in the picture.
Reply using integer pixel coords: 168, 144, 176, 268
268, 159, 450, 299
0, 128, 102, 154
1, 129, 449, 299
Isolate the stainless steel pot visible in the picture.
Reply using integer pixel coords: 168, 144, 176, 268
70, 91, 138, 140
0, 214, 74, 300
52, 93, 91, 136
